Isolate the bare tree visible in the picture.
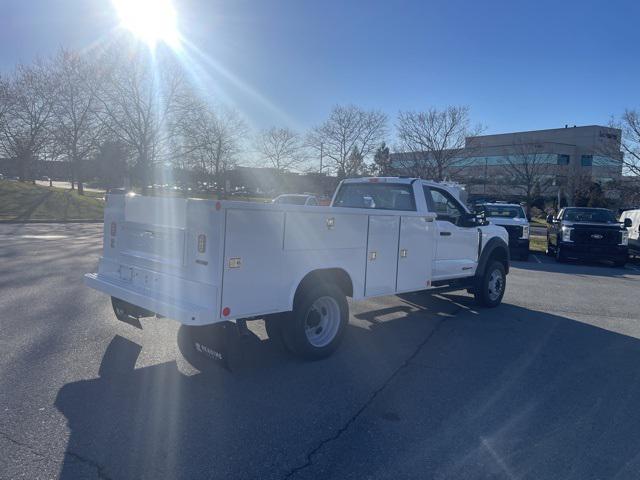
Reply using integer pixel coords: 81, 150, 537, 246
0, 61, 56, 182
176, 100, 247, 198
617, 110, 640, 176
0, 75, 9, 132
308, 104, 387, 179
395, 105, 483, 180
94, 46, 186, 190
51, 49, 105, 194
255, 127, 305, 172
500, 138, 557, 209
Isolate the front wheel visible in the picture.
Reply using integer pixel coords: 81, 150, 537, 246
283, 284, 348, 360
474, 261, 506, 307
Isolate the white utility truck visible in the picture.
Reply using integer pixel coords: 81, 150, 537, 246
85, 177, 510, 361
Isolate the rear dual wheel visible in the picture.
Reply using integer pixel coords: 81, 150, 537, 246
267, 284, 348, 360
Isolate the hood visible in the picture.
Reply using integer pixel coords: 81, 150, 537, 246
487, 217, 529, 227
562, 221, 623, 230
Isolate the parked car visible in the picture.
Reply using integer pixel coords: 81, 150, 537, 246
477, 202, 530, 260
272, 194, 319, 206
546, 207, 631, 266
85, 177, 510, 362
619, 208, 640, 256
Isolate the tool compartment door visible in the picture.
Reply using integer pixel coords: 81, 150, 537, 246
365, 215, 400, 296
396, 216, 435, 293
221, 209, 285, 318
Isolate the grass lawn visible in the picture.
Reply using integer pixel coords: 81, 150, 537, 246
0, 180, 104, 221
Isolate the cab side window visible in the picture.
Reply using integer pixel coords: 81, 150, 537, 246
424, 186, 465, 225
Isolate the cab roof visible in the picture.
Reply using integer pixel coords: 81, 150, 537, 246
340, 176, 446, 188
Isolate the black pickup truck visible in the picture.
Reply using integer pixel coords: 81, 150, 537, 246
546, 207, 631, 266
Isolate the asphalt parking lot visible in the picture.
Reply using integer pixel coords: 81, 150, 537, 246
1, 223, 640, 480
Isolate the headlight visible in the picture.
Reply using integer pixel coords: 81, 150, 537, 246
561, 226, 573, 242
521, 225, 530, 239
621, 230, 629, 246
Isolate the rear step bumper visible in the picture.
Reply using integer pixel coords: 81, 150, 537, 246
84, 273, 218, 326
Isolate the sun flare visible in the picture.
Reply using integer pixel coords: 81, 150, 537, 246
112, 0, 180, 48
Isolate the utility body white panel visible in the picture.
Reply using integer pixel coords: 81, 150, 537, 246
85, 177, 508, 326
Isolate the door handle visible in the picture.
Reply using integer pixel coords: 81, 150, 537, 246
440, 231, 452, 236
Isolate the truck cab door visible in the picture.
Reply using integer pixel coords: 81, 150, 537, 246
424, 186, 479, 280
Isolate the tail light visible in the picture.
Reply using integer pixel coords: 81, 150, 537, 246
197, 234, 207, 253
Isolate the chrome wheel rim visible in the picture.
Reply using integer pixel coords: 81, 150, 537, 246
304, 296, 341, 348
487, 269, 504, 301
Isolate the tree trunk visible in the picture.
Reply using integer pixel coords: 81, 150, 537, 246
74, 160, 84, 195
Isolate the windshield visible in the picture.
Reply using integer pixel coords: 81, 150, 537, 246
333, 183, 416, 211
563, 208, 617, 223
481, 205, 525, 219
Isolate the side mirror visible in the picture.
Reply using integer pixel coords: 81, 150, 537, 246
624, 217, 632, 228
546, 214, 555, 224
460, 212, 487, 227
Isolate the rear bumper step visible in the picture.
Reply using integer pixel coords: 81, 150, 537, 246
84, 273, 216, 326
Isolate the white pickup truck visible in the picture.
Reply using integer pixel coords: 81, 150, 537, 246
85, 177, 509, 361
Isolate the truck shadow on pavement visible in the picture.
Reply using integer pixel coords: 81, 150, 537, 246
55, 296, 640, 479
514, 255, 640, 278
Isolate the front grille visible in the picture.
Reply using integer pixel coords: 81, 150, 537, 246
502, 225, 523, 241
571, 229, 620, 245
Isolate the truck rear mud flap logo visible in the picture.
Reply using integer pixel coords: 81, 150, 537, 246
194, 341, 224, 362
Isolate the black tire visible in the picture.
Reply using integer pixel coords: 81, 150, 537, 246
613, 259, 627, 268
519, 252, 529, 261
282, 284, 348, 360
474, 260, 506, 308
555, 245, 566, 263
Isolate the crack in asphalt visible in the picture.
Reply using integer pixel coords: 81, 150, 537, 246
64, 451, 114, 480
1, 429, 112, 479
0, 429, 46, 459
282, 310, 457, 479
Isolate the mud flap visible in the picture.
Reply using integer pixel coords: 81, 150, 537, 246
178, 322, 266, 372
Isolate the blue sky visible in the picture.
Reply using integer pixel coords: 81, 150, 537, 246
1, 0, 638, 136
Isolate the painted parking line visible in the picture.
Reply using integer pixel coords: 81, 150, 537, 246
531, 254, 542, 264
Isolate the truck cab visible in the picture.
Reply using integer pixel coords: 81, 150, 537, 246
331, 177, 509, 283
476, 202, 530, 261
546, 207, 630, 266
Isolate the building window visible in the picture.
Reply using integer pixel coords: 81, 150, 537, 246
581, 155, 593, 166
557, 154, 570, 165
592, 155, 620, 167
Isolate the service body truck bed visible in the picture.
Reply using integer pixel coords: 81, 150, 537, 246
86, 177, 510, 360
